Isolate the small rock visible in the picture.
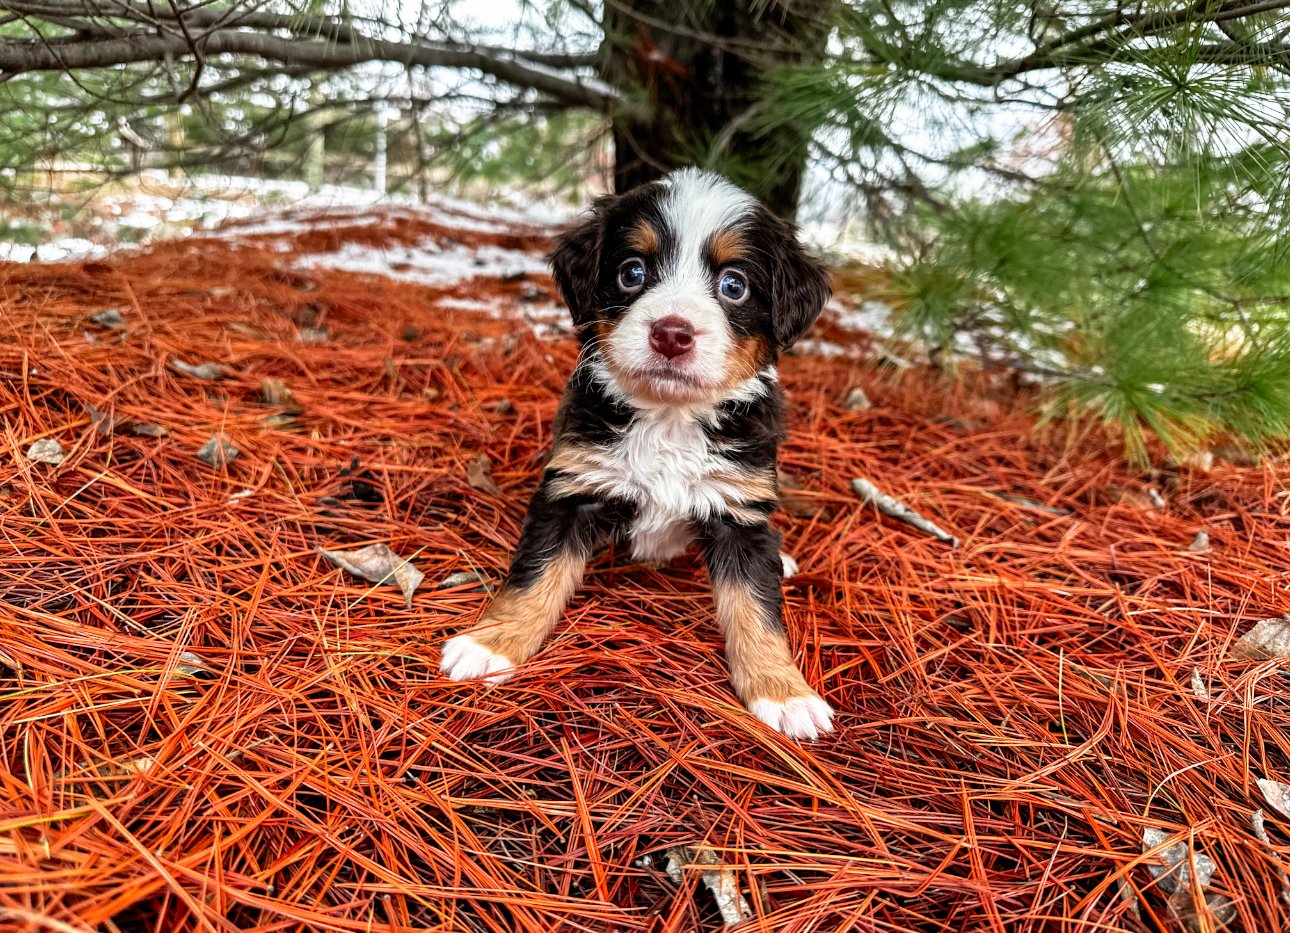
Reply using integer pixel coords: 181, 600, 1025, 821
26, 438, 65, 465
132, 423, 169, 438
298, 326, 330, 344
1186, 530, 1210, 552
840, 386, 871, 410
196, 434, 239, 468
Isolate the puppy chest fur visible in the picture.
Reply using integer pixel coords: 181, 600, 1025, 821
568, 405, 749, 562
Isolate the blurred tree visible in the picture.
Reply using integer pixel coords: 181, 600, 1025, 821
1, 1, 1288, 456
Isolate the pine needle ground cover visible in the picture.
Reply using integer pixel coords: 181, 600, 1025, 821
2, 205, 1289, 932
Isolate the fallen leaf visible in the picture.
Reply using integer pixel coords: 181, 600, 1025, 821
1251, 809, 1290, 907
1142, 827, 1216, 893
85, 403, 127, 434
665, 846, 752, 928
26, 438, 65, 465
466, 453, 502, 495
840, 386, 872, 410
1190, 669, 1209, 700
318, 543, 424, 609
1233, 616, 1290, 660
170, 358, 224, 380
176, 651, 209, 676
132, 423, 169, 438
1258, 778, 1290, 820
89, 308, 126, 329
260, 378, 296, 406
196, 434, 239, 468
439, 571, 487, 590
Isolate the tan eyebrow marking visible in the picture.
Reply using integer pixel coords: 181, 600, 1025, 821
626, 220, 660, 255
709, 228, 747, 266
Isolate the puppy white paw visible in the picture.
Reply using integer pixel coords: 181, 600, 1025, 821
439, 634, 514, 684
779, 551, 799, 579
748, 695, 835, 740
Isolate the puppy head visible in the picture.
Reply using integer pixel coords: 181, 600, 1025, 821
549, 168, 831, 407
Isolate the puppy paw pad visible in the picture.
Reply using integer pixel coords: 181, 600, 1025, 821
749, 694, 835, 741
439, 635, 514, 684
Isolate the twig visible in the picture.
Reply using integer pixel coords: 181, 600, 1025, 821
851, 477, 960, 547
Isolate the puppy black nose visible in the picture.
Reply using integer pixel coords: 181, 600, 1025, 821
649, 316, 695, 360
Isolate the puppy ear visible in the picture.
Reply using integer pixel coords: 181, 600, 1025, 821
766, 214, 831, 351
548, 196, 616, 330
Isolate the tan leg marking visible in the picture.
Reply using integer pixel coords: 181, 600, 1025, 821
712, 580, 835, 740
440, 550, 585, 683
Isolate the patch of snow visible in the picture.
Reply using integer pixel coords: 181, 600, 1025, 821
0, 242, 35, 263
35, 239, 107, 262
298, 239, 548, 287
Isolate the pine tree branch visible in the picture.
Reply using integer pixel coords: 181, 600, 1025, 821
0, 0, 612, 108
845, 0, 1290, 87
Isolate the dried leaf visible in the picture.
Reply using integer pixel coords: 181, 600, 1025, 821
664, 846, 752, 928
26, 438, 65, 465
298, 326, 330, 344
176, 651, 209, 676
1258, 778, 1290, 820
318, 543, 424, 609
840, 386, 872, 410
852, 477, 959, 547
260, 378, 296, 406
89, 308, 126, 329
132, 422, 169, 438
1233, 616, 1290, 660
439, 571, 486, 590
85, 402, 127, 434
196, 434, 239, 468
466, 453, 502, 495
1190, 669, 1210, 700
170, 358, 224, 380
1251, 809, 1290, 907
1142, 827, 1216, 893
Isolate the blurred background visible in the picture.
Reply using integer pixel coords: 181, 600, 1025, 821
2, 0, 1288, 458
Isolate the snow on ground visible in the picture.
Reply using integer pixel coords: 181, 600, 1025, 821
2, 174, 903, 354
297, 239, 549, 287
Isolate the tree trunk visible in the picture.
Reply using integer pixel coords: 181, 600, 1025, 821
600, 0, 831, 219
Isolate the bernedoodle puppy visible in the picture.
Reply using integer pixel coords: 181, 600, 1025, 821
441, 168, 835, 739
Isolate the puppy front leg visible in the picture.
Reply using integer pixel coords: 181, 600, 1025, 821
440, 483, 602, 684
701, 517, 835, 740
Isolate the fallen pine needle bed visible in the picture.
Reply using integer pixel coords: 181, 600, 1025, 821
1, 207, 1289, 932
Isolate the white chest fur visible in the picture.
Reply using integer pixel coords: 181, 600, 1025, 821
581, 407, 735, 562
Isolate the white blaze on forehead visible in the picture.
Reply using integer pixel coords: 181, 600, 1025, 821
658, 168, 756, 277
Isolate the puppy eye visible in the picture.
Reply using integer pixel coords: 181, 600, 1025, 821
718, 270, 748, 303
618, 258, 646, 292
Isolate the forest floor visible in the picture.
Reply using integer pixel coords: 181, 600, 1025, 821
1, 201, 1288, 932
